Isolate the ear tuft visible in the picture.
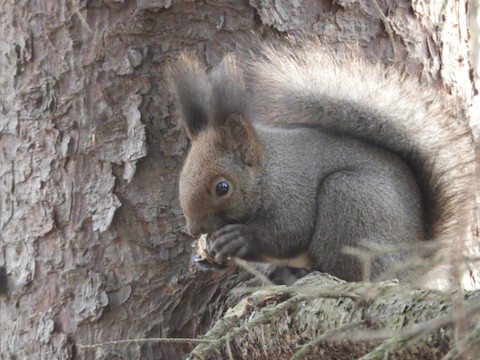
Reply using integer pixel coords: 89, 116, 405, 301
210, 53, 247, 126
167, 53, 212, 140
168, 52, 249, 141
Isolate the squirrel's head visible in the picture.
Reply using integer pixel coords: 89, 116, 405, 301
179, 114, 262, 236
169, 52, 261, 236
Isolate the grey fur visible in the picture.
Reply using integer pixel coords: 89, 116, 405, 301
168, 40, 475, 287
166, 53, 212, 139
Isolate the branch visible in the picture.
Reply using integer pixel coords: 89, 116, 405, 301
188, 272, 480, 359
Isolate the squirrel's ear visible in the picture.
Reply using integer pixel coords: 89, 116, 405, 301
210, 53, 246, 126
224, 114, 261, 167
167, 53, 212, 140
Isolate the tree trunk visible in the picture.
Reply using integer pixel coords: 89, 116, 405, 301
0, 1, 476, 359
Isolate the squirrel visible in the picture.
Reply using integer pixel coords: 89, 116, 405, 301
168, 39, 475, 287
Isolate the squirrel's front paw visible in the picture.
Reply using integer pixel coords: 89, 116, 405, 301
210, 224, 255, 261
191, 234, 228, 270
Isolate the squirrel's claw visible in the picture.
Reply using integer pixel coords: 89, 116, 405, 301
210, 224, 255, 261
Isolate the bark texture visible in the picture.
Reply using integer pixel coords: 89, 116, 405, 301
189, 273, 480, 360
0, 0, 476, 359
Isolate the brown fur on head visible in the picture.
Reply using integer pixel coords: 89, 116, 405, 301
179, 114, 262, 236
168, 53, 262, 236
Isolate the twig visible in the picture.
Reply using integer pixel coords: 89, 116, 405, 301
366, 0, 397, 55
225, 339, 235, 360
232, 257, 274, 286
442, 321, 480, 360
224, 294, 306, 344
290, 321, 365, 360
189, 293, 306, 358
231, 282, 362, 301
76, 337, 214, 350
356, 297, 480, 359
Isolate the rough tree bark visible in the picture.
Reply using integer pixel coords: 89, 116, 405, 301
0, 1, 477, 360
188, 273, 480, 360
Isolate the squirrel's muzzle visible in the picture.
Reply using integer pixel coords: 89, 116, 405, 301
186, 215, 227, 237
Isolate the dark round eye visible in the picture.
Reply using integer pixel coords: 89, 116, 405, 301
215, 180, 230, 196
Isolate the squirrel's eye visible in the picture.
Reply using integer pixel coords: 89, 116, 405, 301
215, 180, 230, 196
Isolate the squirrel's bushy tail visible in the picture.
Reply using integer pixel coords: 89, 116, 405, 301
244, 39, 475, 258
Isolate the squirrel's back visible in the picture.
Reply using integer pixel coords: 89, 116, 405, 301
244, 40, 475, 245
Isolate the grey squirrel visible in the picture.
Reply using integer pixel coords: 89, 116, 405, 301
168, 39, 475, 287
